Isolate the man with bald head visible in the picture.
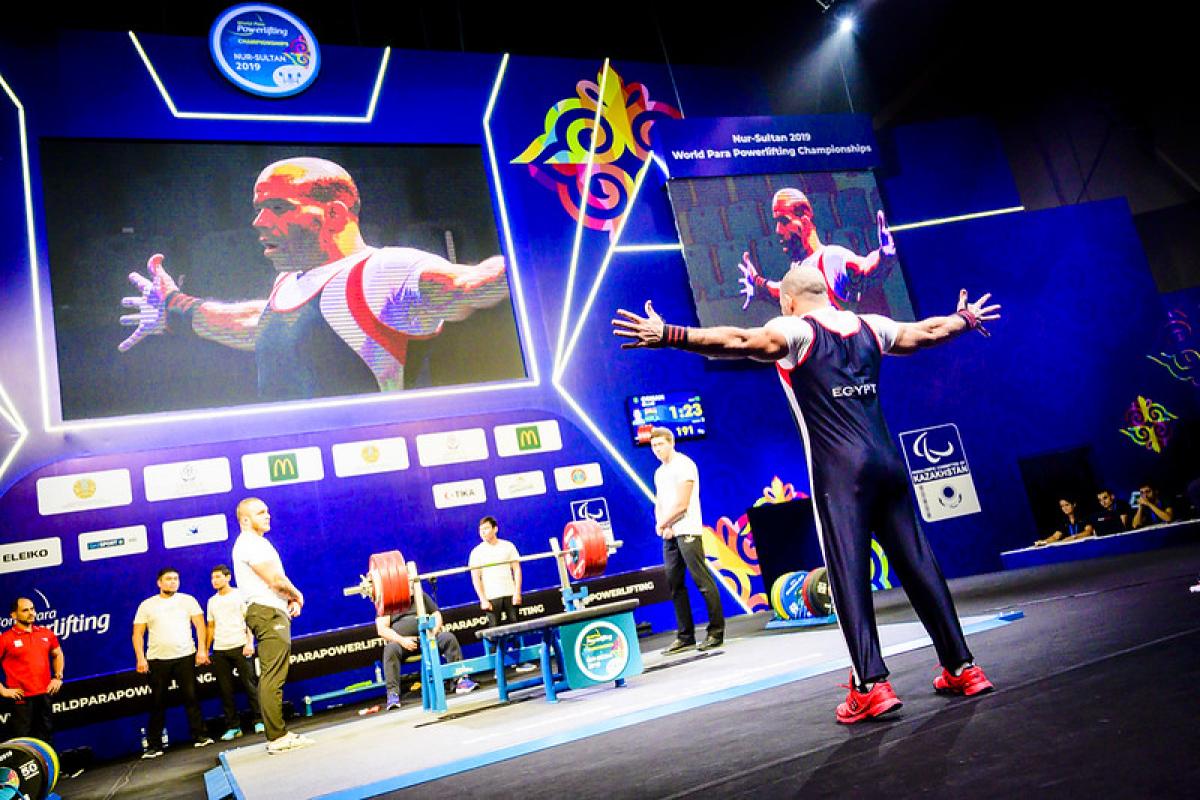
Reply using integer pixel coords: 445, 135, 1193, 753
232, 497, 313, 753
614, 265, 1001, 724
119, 157, 510, 401
736, 187, 896, 311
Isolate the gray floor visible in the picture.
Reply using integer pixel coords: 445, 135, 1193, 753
59, 542, 1200, 799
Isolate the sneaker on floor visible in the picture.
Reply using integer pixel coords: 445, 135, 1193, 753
193, 737, 214, 748
836, 675, 903, 724
266, 732, 315, 755
140, 748, 164, 760
385, 692, 401, 711
660, 639, 695, 656
514, 662, 537, 673
934, 664, 995, 696
219, 728, 242, 742
696, 636, 724, 652
253, 722, 265, 734
455, 677, 479, 695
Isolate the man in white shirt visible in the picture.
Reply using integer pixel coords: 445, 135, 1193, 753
232, 497, 313, 754
651, 427, 725, 655
469, 516, 537, 673
469, 516, 523, 629
132, 567, 213, 757
206, 564, 263, 741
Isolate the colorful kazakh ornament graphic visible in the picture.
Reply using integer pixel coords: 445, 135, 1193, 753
1120, 395, 1178, 453
512, 65, 681, 237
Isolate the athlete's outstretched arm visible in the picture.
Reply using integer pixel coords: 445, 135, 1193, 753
612, 300, 789, 362
119, 253, 264, 352
417, 255, 509, 322
842, 210, 898, 281
890, 289, 1000, 355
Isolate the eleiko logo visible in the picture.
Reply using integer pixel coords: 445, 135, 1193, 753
268, 453, 299, 482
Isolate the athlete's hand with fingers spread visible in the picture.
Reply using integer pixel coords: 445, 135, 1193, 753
613, 300, 667, 348
956, 289, 1001, 337
119, 253, 179, 352
877, 210, 896, 257
736, 252, 759, 309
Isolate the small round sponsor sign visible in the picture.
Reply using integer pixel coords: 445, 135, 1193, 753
209, 4, 320, 97
573, 620, 630, 682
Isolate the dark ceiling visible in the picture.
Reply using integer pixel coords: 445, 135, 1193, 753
3, 1, 1195, 129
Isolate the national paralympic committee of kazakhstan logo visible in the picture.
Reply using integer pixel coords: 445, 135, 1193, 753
72, 478, 97, 499
360, 444, 381, 464
268, 452, 299, 482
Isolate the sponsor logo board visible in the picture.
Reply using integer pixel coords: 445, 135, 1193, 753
163, 514, 231, 549
415, 429, 489, 467
242, 447, 324, 488
0, 538, 63, 574
144, 457, 233, 502
432, 478, 487, 509
78, 525, 149, 562
332, 436, 410, 477
553, 462, 604, 491
495, 470, 548, 500
36, 469, 133, 515
494, 420, 563, 457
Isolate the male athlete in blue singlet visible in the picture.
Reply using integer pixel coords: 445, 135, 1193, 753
613, 264, 1001, 723
117, 157, 509, 401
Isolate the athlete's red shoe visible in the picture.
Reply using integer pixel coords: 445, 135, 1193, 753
933, 664, 994, 696
835, 674, 903, 724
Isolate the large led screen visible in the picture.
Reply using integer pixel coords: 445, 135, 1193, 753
666, 170, 915, 329
40, 139, 525, 421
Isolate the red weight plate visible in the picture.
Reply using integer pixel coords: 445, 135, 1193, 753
561, 522, 588, 580
573, 519, 607, 578
368, 551, 410, 617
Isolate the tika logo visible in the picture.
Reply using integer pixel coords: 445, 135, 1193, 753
831, 384, 877, 398
360, 445, 380, 464
268, 453, 298, 482
516, 425, 542, 451
72, 478, 97, 499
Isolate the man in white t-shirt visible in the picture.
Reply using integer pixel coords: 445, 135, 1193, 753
132, 567, 213, 757
651, 427, 725, 655
232, 497, 313, 754
470, 516, 523, 629
206, 564, 262, 741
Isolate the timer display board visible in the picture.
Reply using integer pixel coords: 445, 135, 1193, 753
628, 393, 706, 445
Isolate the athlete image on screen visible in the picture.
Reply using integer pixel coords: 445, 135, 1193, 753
117, 157, 510, 401
736, 187, 897, 311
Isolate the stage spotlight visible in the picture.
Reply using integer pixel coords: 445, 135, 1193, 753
838, 17, 855, 35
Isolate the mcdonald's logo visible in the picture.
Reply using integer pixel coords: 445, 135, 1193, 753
516, 425, 542, 452
268, 453, 299, 482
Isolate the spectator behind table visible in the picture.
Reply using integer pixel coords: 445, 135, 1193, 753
1034, 498, 1095, 546
1131, 484, 1174, 529
1090, 489, 1131, 536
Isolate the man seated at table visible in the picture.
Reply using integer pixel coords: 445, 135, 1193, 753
1131, 484, 1174, 529
375, 589, 476, 710
1090, 488, 1132, 536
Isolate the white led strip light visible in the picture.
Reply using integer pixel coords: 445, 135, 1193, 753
552, 59, 611, 374
129, 31, 391, 123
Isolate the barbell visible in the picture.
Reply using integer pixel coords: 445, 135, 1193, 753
343, 519, 619, 616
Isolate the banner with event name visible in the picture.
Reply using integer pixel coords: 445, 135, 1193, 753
654, 115, 880, 178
